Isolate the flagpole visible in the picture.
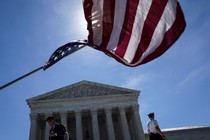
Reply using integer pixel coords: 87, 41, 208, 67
0, 42, 87, 90
0, 66, 43, 90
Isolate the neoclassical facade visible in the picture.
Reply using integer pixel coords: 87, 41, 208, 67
26, 81, 145, 140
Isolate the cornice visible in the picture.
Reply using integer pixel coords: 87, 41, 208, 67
28, 93, 138, 108
26, 81, 140, 103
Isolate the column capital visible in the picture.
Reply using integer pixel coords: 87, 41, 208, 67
91, 108, 98, 113
75, 110, 82, 115
30, 113, 38, 121
105, 107, 113, 111
104, 107, 113, 113
60, 111, 68, 115
118, 106, 128, 112
45, 112, 53, 117
132, 104, 139, 112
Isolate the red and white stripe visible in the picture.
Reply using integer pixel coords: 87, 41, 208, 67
83, 0, 186, 66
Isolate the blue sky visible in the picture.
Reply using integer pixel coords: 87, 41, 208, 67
0, 0, 210, 139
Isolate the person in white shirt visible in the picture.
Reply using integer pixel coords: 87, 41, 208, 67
147, 112, 166, 140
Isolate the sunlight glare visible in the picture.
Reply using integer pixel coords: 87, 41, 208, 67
75, 10, 88, 37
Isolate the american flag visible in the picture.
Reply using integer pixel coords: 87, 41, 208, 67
44, 0, 186, 70
0, 0, 187, 90
43, 40, 87, 70
83, 0, 186, 66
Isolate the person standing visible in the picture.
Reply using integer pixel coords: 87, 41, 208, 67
46, 116, 67, 140
147, 112, 166, 140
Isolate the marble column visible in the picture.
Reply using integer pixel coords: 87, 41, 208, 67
75, 110, 83, 140
91, 109, 100, 140
29, 113, 37, 140
61, 111, 68, 129
105, 108, 115, 140
119, 107, 131, 140
132, 105, 145, 140
45, 113, 52, 140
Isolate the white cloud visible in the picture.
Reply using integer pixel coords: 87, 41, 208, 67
121, 73, 153, 89
172, 61, 210, 94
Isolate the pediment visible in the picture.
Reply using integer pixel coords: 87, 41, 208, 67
27, 81, 139, 102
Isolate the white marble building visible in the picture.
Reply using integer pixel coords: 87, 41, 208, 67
26, 81, 145, 140
27, 81, 210, 140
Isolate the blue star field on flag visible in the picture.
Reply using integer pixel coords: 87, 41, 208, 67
43, 40, 88, 70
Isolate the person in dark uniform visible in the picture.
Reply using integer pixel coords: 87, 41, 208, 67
46, 116, 66, 140
147, 112, 167, 140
